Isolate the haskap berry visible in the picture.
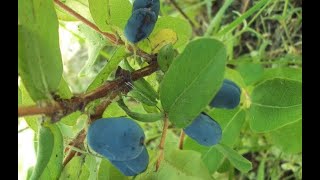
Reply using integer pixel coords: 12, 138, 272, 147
210, 79, 241, 109
184, 112, 222, 146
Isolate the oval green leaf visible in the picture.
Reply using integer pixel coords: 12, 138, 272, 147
18, 0, 63, 101
160, 38, 226, 128
249, 78, 302, 132
31, 124, 63, 180
137, 150, 213, 180
215, 143, 252, 173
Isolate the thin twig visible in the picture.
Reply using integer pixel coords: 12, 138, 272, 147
178, 130, 185, 150
63, 94, 118, 166
63, 129, 86, 166
53, 0, 119, 44
18, 126, 30, 133
156, 114, 169, 171
168, 0, 197, 33
53, 0, 153, 61
18, 61, 159, 119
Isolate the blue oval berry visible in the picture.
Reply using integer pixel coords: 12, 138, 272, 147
124, 8, 157, 43
87, 117, 145, 161
184, 113, 222, 146
132, 0, 160, 18
210, 79, 241, 109
111, 147, 149, 176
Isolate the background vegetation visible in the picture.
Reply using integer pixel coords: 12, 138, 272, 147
18, 0, 302, 179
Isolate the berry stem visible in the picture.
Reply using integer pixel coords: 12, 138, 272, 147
156, 114, 169, 171
178, 130, 185, 150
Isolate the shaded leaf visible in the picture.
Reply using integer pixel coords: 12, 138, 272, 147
87, 47, 127, 92
18, 0, 63, 101
55, 0, 93, 21
137, 150, 213, 180
98, 158, 129, 180
78, 24, 108, 76
59, 156, 85, 179
215, 144, 252, 173
31, 124, 63, 180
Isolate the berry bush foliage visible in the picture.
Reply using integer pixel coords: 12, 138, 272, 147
18, 0, 302, 179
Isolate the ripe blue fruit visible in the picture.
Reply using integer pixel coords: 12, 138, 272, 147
111, 147, 149, 176
132, 0, 160, 18
210, 79, 241, 109
87, 117, 145, 161
124, 8, 157, 43
184, 113, 222, 146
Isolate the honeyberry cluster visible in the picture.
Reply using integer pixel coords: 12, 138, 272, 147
87, 118, 148, 176
86, 79, 240, 176
124, 0, 160, 43
183, 79, 241, 146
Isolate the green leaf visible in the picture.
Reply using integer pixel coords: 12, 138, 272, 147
59, 156, 85, 179
60, 111, 82, 126
30, 126, 54, 180
215, 144, 252, 173
89, 0, 132, 32
31, 124, 63, 180
88, 0, 111, 32
56, 77, 73, 99
249, 78, 302, 132
184, 138, 224, 173
153, 17, 192, 48
262, 67, 302, 82
122, 60, 159, 106
217, 159, 231, 173
117, 99, 163, 122
137, 150, 213, 180
102, 102, 126, 118
224, 67, 246, 88
139, 16, 192, 53
210, 109, 246, 146
157, 44, 176, 72
87, 47, 127, 92
98, 159, 129, 180
55, 0, 93, 21
18, 87, 22, 105
269, 119, 302, 154
18, 0, 63, 101
257, 159, 265, 180
83, 155, 100, 180
160, 38, 226, 128
78, 24, 108, 76
236, 63, 264, 85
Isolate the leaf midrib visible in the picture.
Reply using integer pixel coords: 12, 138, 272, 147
168, 47, 224, 114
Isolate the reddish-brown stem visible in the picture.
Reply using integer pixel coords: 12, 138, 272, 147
156, 114, 169, 171
63, 90, 123, 166
178, 130, 185, 150
53, 0, 153, 61
53, 0, 120, 44
63, 129, 86, 166
18, 103, 60, 117
18, 62, 159, 118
